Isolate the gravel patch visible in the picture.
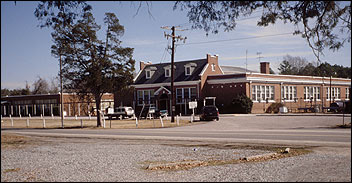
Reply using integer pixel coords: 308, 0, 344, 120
1, 136, 350, 182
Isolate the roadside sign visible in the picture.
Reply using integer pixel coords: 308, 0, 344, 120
107, 108, 114, 114
189, 101, 197, 109
149, 107, 155, 114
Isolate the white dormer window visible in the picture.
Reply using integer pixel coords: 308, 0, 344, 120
211, 64, 216, 71
146, 70, 151, 79
185, 66, 191, 75
163, 65, 173, 78
184, 62, 197, 76
145, 66, 157, 79
165, 68, 170, 77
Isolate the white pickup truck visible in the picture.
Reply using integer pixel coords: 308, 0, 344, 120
106, 106, 134, 119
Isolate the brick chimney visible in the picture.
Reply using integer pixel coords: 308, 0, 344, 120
140, 61, 151, 71
260, 62, 270, 74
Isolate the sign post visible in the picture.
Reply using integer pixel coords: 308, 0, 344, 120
189, 101, 197, 122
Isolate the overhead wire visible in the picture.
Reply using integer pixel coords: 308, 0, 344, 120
176, 32, 294, 46
160, 38, 171, 63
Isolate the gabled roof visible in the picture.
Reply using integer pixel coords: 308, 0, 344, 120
154, 86, 171, 95
134, 59, 208, 85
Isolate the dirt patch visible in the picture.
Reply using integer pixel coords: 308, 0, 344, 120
335, 123, 351, 128
1, 133, 48, 149
3, 168, 21, 173
142, 145, 312, 171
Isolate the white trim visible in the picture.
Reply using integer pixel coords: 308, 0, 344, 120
185, 66, 191, 75
211, 64, 215, 71
218, 65, 225, 75
165, 68, 171, 77
184, 63, 197, 67
176, 87, 197, 104
281, 100, 299, 103
249, 72, 351, 81
163, 65, 171, 69
253, 100, 275, 103
199, 63, 209, 76
154, 86, 171, 95
248, 77, 350, 85
132, 80, 200, 89
207, 76, 351, 85
145, 70, 151, 79
303, 99, 322, 102
1, 92, 113, 98
133, 70, 142, 82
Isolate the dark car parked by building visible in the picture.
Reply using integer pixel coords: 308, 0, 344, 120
200, 105, 219, 121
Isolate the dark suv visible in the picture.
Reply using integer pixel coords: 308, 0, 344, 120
200, 105, 219, 121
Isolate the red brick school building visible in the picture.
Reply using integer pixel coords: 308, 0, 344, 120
1, 54, 351, 116
132, 54, 351, 114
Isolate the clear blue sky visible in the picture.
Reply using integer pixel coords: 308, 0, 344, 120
2, 1, 351, 90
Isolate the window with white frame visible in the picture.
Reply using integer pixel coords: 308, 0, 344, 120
145, 66, 157, 79
281, 86, 297, 101
346, 88, 350, 100
251, 85, 274, 102
176, 87, 197, 104
137, 90, 154, 105
211, 64, 216, 71
304, 86, 320, 100
184, 62, 197, 76
326, 87, 340, 100
145, 70, 151, 79
185, 66, 191, 75
165, 68, 170, 77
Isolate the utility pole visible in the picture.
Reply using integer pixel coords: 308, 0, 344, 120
59, 4, 65, 129
330, 75, 332, 106
60, 54, 64, 128
161, 26, 187, 122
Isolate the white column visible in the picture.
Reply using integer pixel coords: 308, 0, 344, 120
68, 104, 71, 116
26, 105, 28, 115
160, 116, 164, 127
11, 105, 13, 115
18, 105, 21, 117
34, 104, 36, 115
78, 103, 80, 116
88, 103, 90, 116
3, 106, 6, 116
50, 104, 53, 116
42, 104, 45, 116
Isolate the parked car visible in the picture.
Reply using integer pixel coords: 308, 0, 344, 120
330, 101, 348, 113
200, 105, 219, 121
108, 106, 134, 119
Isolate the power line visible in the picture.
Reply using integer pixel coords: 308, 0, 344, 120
161, 26, 187, 123
176, 32, 293, 46
174, 14, 263, 28
160, 39, 171, 63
